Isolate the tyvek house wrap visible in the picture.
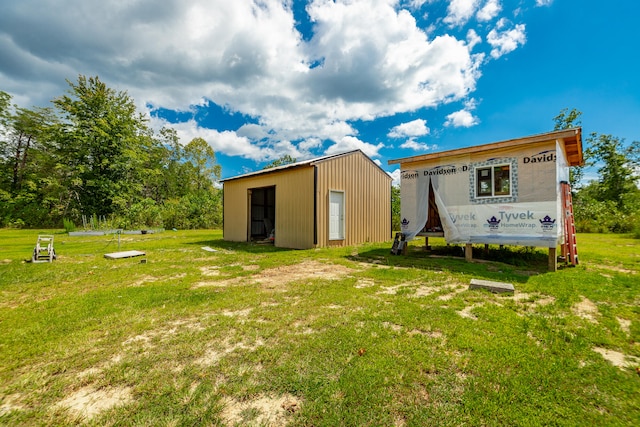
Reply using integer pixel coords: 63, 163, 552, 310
399, 142, 567, 248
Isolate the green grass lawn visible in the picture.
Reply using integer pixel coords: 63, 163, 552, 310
1, 229, 639, 426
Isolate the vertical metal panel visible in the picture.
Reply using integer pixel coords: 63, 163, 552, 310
223, 167, 315, 249
314, 151, 391, 247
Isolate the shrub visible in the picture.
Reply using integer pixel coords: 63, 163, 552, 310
63, 218, 76, 232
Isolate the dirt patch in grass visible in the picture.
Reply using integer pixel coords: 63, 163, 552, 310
220, 394, 301, 427
377, 282, 416, 295
592, 347, 640, 369
255, 260, 353, 289
56, 386, 133, 420
131, 274, 158, 287
195, 260, 354, 290
591, 264, 636, 275
617, 317, 631, 335
408, 328, 444, 339
412, 285, 440, 298
512, 292, 555, 305
436, 283, 468, 301
196, 338, 265, 367
0, 393, 25, 416
383, 322, 404, 332
200, 266, 221, 276
193, 280, 229, 288
457, 303, 484, 320
511, 292, 556, 314
355, 278, 375, 288
572, 296, 599, 323
121, 318, 206, 350
222, 308, 253, 318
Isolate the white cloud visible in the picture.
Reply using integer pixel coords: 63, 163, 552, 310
400, 139, 437, 151
487, 19, 526, 58
0, 0, 529, 163
388, 119, 430, 138
477, 0, 501, 22
298, 137, 323, 151
389, 168, 402, 186
444, 0, 481, 27
157, 118, 273, 161
535, 0, 553, 6
444, 109, 479, 127
236, 124, 269, 140
466, 29, 482, 50
324, 136, 384, 159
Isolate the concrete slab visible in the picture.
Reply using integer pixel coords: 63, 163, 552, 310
104, 250, 146, 259
469, 278, 515, 293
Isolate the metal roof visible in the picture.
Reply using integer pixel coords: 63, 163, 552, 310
221, 149, 391, 182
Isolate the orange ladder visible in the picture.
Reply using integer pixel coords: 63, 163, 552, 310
561, 181, 578, 266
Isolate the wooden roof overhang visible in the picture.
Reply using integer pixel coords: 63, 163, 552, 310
388, 128, 584, 167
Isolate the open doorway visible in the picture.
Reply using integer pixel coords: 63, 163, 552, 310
421, 181, 443, 233
248, 186, 275, 241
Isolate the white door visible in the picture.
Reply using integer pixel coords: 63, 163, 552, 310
329, 191, 345, 240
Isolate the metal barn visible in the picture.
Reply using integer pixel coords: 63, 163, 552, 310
222, 150, 392, 249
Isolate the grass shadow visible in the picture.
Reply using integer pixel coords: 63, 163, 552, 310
187, 238, 294, 254
349, 243, 550, 283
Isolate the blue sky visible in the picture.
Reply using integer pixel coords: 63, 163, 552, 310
1, 0, 638, 183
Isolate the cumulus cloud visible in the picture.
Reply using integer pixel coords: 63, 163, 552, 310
444, 0, 481, 27
388, 119, 430, 138
389, 168, 402, 186
155, 117, 273, 161
477, 0, 501, 22
535, 0, 553, 6
324, 136, 384, 159
466, 29, 482, 50
400, 139, 437, 151
0, 0, 531, 164
444, 109, 478, 128
487, 19, 526, 58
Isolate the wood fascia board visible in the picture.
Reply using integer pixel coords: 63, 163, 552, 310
388, 128, 582, 166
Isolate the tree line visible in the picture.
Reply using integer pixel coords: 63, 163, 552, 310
554, 108, 640, 236
0, 76, 222, 230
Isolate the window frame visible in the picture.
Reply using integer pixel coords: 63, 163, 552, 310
474, 164, 512, 198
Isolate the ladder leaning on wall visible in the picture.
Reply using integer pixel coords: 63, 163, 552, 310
560, 181, 579, 266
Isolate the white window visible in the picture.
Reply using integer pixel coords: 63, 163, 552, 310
475, 164, 511, 198
329, 190, 345, 240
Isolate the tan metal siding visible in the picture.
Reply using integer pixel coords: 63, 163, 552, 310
315, 152, 391, 247
223, 167, 315, 249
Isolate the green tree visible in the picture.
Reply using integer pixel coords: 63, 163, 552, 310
584, 132, 639, 208
182, 137, 221, 192
553, 108, 583, 188
391, 184, 401, 231
0, 103, 61, 227
158, 137, 223, 229
0, 91, 10, 126
52, 75, 151, 218
152, 127, 185, 200
263, 154, 297, 169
